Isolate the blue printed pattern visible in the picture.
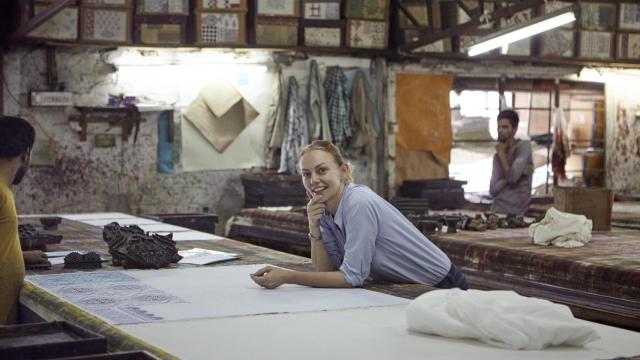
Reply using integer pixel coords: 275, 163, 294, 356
27, 271, 186, 324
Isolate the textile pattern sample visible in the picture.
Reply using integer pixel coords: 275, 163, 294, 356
620, 3, 640, 31
580, 31, 612, 59
257, 0, 296, 16
200, 13, 240, 43
304, 2, 340, 19
29, 6, 78, 40
541, 30, 574, 57
83, 9, 128, 42
143, 0, 187, 13
305, 27, 341, 47
203, 0, 242, 9
347, 0, 387, 20
581, 3, 615, 30
349, 20, 386, 49
617, 33, 640, 59
28, 272, 187, 325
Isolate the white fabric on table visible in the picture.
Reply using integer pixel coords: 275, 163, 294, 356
529, 207, 593, 248
406, 289, 600, 350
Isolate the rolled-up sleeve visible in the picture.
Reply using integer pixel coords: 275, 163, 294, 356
338, 192, 379, 287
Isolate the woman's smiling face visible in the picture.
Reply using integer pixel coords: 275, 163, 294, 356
299, 149, 348, 211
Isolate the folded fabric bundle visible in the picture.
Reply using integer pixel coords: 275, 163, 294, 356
529, 207, 593, 248
406, 289, 600, 350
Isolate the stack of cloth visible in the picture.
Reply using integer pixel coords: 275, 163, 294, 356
528, 207, 593, 248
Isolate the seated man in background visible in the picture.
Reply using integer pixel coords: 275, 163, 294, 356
0, 115, 48, 325
489, 110, 534, 217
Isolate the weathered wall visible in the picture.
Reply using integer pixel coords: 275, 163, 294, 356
2, 47, 382, 231
2, 47, 245, 232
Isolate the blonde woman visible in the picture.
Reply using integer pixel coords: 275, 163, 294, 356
250, 140, 468, 290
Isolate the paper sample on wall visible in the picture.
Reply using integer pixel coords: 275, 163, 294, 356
183, 81, 259, 152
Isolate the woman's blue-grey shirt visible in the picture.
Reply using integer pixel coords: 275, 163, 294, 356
319, 183, 452, 286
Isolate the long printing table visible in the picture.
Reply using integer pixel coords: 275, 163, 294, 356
227, 208, 640, 331
18, 213, 640, 359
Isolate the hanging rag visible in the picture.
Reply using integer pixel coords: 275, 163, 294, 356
551, 107, 571, 180
183, 81, 259, 152
324, 66, 352, 151
349, 70, 378, 156
529, 207, 593, 248
407, 289, 600, 350
307, 60, 332, 142
265, 66, 287, 169
278, 76, 309, 174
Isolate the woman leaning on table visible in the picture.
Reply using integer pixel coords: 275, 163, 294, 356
250, 140, 468, 290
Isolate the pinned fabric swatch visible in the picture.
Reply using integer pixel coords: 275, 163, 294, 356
183, 81, 259, 152
407, 289, 600, 350
529, 207, 593, 248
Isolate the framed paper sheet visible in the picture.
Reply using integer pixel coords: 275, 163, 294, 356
197, 0, 247, 11
196, 12, 246, 44
82, 0, 133, 7
579, 30, 613, 59
346, 0, 389, 20
543, 1, 574, 29
304, 27, 342, 47
137, 22, 185, 44
540, 29, 574, 57
347, 19, 387, 49
257, 0, 299, 17
140, 0, 189, 15
403, 30, 449, 52
80, 7, 132, 43
581, 2, 616, 30
617, 33, 640, 60
501, 8, 532, 55
304, 2, 340, 20
619, 3, 640, 31
28, 4, 78, 41
255, 17, 298, 46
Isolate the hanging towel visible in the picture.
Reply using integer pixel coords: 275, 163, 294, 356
183, 81, 259, 152
407, 289, 600, 350
349, 70, 378, 156
529, 207, 593, 248
278, 76, 309, 174
325, 66, 352, 151
307, 60, 332, 142
265, 66, 287, 169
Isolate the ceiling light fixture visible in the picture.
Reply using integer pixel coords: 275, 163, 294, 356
468, 7, 576, 57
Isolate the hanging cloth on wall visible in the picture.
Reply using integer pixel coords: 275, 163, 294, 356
278, 76, 309, 174
551, 107, 570, 180
349, 70, 378, 156
265, 66, 287, 169
183, 80, 259, 153
307, 60, 332, 142
324, 66, 352, 151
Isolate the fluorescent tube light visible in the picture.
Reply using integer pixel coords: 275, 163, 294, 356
468, 8, 576, 57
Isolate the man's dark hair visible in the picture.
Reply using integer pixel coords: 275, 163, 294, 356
497, 109, 519, 129
0, 116, 35, 159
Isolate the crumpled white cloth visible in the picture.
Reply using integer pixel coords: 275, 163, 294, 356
529, 207, 593, 248
406, 289, 600, 350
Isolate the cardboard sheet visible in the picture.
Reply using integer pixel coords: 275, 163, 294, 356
27, 264, 408, 325
118, 305, 640, 360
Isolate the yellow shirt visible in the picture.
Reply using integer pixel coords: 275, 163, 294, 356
0, 181, 24, 325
